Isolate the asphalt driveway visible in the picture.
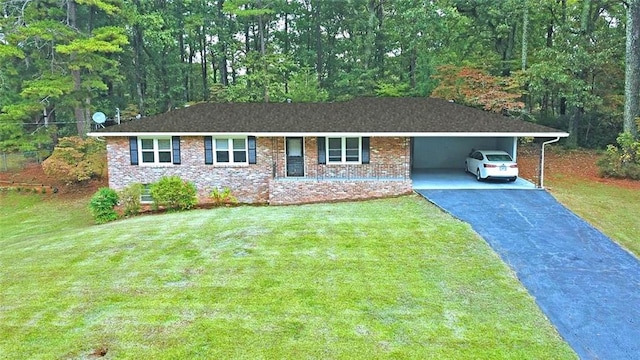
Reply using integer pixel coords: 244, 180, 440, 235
418, 189, 640, 360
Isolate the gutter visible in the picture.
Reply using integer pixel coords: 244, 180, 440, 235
88, 131, 571, 138
538, 137, 561, 188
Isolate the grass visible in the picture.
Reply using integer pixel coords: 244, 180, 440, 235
548, 178, 640, 257
0, 192, 576, 359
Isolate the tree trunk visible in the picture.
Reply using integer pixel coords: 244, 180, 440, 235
314, 0, 323, 83
133, 0, 146, 115
217, 0, 229, 86
624, 0, 640, 137
68, 0, 87, 136
374, 0, 384, 79
258, 0, 268, 102
201, 26, 208, 101
178, 1, 188, 103
522, 0, 528, 71
284, 1, 289, 94
500, 25, 516, 76
566, 106, 582, 148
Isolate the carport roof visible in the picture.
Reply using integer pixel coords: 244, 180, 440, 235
90, 97, 568, 137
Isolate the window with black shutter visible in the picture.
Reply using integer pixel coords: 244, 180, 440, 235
248, 136, 257, 164
317, 137, 326, 164
172, 136, 181, 164
129, 136, 139, 165
361, 137, 370, 164
204, 136, 213, 164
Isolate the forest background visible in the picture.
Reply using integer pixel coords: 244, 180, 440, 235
1, 0, 639, 153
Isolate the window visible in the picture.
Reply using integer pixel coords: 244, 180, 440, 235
326, 137, 361, 164
214, 138, 248, 164
233, 139, 247, 162
140, 184, 153, 203
139, 138, 173, 165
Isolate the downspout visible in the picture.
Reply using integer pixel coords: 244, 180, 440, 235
538, 137, 561, 188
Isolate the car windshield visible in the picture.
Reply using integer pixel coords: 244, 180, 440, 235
486, 154, 513, 162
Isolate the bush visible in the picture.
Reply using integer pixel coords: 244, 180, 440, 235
89, 188, 119, 224
118, 183, 144, 216
42, 136, 106, 184
150, 176, 197, 211
210, 187, 238, 206
597, 132, 640, 180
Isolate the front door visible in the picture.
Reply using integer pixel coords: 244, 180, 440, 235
286, 137, 304, 177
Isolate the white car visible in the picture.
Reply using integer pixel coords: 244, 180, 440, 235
465, 150, 518, 182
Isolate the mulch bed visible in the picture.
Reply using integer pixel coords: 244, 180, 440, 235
518, 144, 640, 190
0, 164, 107, 198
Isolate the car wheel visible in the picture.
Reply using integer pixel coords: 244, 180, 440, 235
476, 169, 482, 182
509, 177, 517, 182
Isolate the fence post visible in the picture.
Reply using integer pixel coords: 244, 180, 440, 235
1, 152, 6, 172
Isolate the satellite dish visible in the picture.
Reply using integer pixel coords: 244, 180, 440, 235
92, 112, 107, 124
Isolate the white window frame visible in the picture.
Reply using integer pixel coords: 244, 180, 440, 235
140, 184, 153, 204
326, 137, 361, 164
214, 137, 248, 165
139, 137, 173, 166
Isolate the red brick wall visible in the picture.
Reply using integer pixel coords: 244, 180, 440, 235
106, 136, 412, 205
269, 179, 413, 205
273, 136, 410, 180
106, 136, 272, 203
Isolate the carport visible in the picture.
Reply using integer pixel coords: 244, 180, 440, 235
410, 134, 564, 190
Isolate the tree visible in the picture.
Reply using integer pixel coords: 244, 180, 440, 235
624, 0, 640, 138
0, 0, 127, 138
223, 0, 276, 102
42, 136, 106, 184
0, 0, 634, 152
432, 65, 524, 113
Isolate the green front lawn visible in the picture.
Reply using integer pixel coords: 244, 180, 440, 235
548, 179, 640, 257
0, 192, 575, 359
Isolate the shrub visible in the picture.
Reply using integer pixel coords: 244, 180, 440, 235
118, 183, 144, 216
209, 187, 238, 206
150, 176, 197, 211
89, 188, 119, 224
42, 136, 106, 184
597, 132, 640, 180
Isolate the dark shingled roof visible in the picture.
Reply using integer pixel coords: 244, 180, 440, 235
93, 97, 566, 135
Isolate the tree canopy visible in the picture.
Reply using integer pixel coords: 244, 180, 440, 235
0, 0, 635, 149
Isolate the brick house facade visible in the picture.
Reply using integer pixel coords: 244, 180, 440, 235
92, 98, 568, 204
106, 135, 413, 205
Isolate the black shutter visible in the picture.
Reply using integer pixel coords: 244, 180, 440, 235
361, 137, 370, 164
317, 137, 326, 164
129, 136, 138, 165
248, 136, 257, 164
204, 136, 213, 164
172, 136, 181, 164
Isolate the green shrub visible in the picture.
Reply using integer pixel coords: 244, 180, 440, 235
118, 183, 144, 216
597, 132, 640, 180
42, 136, 107, 184
89, 187, 119, 224
209, 187, 238, 206
150, 176, 197, 211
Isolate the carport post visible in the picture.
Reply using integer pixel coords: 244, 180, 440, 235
538, 137, 561, 188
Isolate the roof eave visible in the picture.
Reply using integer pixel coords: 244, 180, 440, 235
88, 131, 570, 138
